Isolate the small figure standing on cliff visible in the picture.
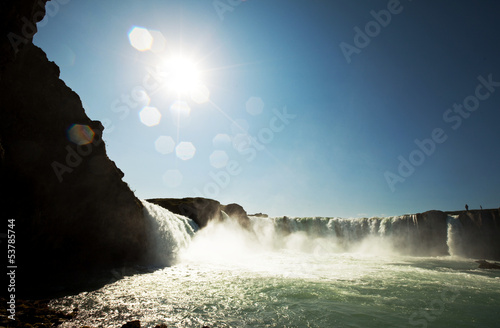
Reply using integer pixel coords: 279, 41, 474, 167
480, 205, 483, 210
465, 204, 469, 211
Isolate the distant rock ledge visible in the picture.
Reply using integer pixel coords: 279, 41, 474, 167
250, 212, 269, 218
146, 197, 251, 230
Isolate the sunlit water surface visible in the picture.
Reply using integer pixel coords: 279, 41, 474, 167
50, 203, 500, 327
51, 253, 500, 328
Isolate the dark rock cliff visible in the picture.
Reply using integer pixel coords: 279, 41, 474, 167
147, 198, 222, 228
147, 198, 251, 230
446, 209, 500, 260
1, 0, 149, 297
401, 209, 500, 260
387, 210, 449, 257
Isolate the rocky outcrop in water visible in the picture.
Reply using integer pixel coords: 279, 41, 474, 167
147, 198, 251, 230
475, 260, 500, 269
1, 0, 149, 297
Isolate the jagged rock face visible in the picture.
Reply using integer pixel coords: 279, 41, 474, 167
1, 0, 148, 297
1, 0, 47, 68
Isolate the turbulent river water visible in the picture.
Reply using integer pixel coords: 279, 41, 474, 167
50, 201, 500, 328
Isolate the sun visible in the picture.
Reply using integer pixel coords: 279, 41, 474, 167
162, 56, 202, 95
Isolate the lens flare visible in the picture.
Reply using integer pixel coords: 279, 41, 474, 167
67, 124, 95, 145
163, 56, 202, 95
155, 136, 175, 155
209, 150, 229, 168
139, 106, 161, 127
128, 27, 153, 51
175, 142, 196, 160
190, 83, 210, 104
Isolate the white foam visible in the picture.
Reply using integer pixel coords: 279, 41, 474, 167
142, 200, 199, 266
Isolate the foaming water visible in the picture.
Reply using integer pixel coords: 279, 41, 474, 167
50, 205, 500, 327
180, 217, 261, 266
446, 215, 463, 257
51, 253, 500, 327
142, 200, 199, 265
250, 215, 426, 257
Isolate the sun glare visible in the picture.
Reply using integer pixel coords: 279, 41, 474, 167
163, 56, 202, 95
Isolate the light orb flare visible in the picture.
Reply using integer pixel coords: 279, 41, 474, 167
162, 56, 202, 95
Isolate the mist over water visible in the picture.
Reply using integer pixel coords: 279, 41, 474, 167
51, 202, 500, 327
142, 201, 199, 265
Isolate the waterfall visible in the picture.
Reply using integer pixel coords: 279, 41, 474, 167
446, 215, 464, 257
248, 214, 450, 256
140, 203, 499, 264
142, 200, 199, 266
250, 216, 387, 254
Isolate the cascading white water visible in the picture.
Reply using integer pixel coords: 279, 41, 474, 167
142, 200, 199, 265
446, 215, 463, 257
140, 204, 475, 266
52, 210, 500, 328
248, 215, 414, 256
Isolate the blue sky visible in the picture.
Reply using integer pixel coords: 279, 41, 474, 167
34, 0, 500, 217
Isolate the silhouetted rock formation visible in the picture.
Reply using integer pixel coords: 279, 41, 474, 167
147, 198, 251, 230
1, 0, 148, 297
475, 260, 500, 269
121, 321, 141, 328
250, 212, 269, 218
147, 198, 222, 228
222, 203, 251, 230
0, 297, 77, 327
